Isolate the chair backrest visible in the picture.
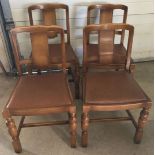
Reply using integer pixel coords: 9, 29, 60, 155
87, 4, 128, 44
10, 25, 66, 76
28, 3, 70, 43
83, 23, 134, 71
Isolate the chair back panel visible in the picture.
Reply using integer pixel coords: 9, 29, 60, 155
100, 9, 113, 23
99, 8, 114, 56
42, 9, 57, 38
31, 32, 49, 67
42, 9, 56, 25
99, 30, 114, 63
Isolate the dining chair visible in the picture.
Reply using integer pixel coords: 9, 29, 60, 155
81, 23, 151, 147
86, 4, 135, 72
2, 25, 77, 153
28, 3, 80, 98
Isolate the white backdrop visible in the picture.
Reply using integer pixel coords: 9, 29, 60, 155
0, 25, 11, 72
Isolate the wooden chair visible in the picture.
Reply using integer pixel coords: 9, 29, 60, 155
2, 25, 77, 153
87, 4, 135, 71
28, 3, 80, 98
81, 23, 151, 147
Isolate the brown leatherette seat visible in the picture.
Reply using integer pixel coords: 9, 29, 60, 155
8, 72, 72, 111
85, 71, 147, 105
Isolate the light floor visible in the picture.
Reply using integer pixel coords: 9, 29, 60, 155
0, 62, 153, 155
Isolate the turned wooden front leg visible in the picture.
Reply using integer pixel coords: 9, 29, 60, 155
81, 112, 89, 147
134, 106, 150, 144
69, 113, 77, 147
6, 118, 22, 153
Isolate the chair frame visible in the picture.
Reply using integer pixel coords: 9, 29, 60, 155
2, 25, 77, 153
81, 23, 151, 147
28, 3, 80, 98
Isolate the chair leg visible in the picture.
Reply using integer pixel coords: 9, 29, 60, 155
74, 63, 80, 99
69, 113, 77, 147
81, 112, 89, 147
130, 64, 136, 74
6, 117, 22, 153
68, 67, 72, 75
134, 106, 150, 144
27, 64, 32, 75
37, 69, 41, 75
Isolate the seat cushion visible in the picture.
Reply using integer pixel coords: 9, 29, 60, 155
8, 72, 72, 110
49, 43, 77, 63
87, 44, 128, 64
85, 71, 148, 105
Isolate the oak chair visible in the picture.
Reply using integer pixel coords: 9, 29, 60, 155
81, 23, 151, 147
28, 3, 80, 98
87, 4, 135, 71
2, 26, 77, 153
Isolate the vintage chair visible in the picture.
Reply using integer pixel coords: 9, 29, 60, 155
2, 26, 77, 153
28, 3, 80, 98
81, 23, 151, 147
87, 4, 135, 71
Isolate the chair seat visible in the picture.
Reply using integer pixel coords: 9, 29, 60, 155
87, 44, 132, 64
7, 72, 72, 111
85, 71, 148, 105
49, 43, 77, 64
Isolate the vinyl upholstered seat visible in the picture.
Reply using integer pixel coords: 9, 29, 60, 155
7, 72, 72, 112
85, 71, 148, 105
